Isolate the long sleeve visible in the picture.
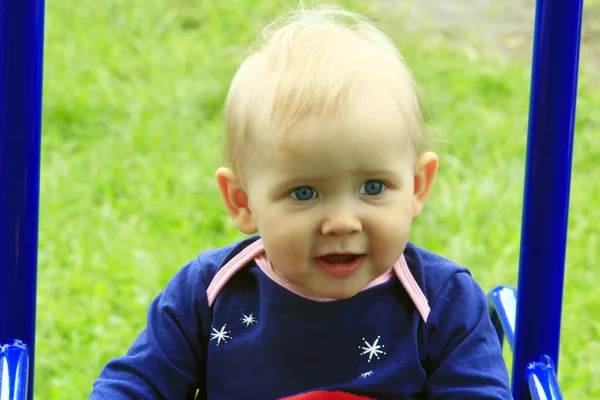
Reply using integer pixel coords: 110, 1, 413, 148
423, 271, 512, 399
89, 260, 211, 400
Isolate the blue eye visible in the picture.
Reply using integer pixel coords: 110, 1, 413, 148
360, 180, 385, 196
290, 186, 317, 201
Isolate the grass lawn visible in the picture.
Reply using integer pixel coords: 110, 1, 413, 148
36, 0, 600, 397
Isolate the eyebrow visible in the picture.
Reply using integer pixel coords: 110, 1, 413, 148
349, 167, 398, 175
282, 162, 399, 176
273, 168, 402, 190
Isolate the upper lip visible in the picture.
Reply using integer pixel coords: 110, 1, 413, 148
315, 252, 364, 258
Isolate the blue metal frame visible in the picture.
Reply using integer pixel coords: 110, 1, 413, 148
0, 0, 46, 398
488, 285, 517, 353
488, 287, 563, 400
527, 356, 564, 400
513, 0, 584, 398
0, 341, 30, 400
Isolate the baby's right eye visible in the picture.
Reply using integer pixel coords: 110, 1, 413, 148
290, 186, 317, 201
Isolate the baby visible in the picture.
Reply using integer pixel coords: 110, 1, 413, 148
90, 4, 511, 399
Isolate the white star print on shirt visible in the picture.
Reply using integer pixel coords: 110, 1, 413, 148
241, 313, 257, 327
210, 325, 231, 345
359, 336, 387, 362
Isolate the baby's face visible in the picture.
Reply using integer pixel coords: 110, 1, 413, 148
241, 99, 421, 299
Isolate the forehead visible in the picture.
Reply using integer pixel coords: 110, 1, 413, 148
245, 104, 416, 182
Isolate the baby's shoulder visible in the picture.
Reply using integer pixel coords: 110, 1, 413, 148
403, 242, 475, 306
166, 236, 260, 295
190, 236, 261, 285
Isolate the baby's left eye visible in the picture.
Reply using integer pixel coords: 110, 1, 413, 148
360, 180, 385, 196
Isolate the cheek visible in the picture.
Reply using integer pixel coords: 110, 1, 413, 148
261, 230, 309, 277
254, 207, 315, 263
366, 207, 413, 262
371, 220, 410, 247
255, 205, 313, 238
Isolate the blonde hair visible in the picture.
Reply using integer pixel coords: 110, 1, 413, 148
223, 3, 431, 173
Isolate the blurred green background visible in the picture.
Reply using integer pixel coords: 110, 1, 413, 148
37, 0, 600, 397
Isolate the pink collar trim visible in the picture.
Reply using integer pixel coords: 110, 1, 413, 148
254, 254, 394, 302
205, 238, 430, 322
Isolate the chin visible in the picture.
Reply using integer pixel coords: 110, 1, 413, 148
321, 287, 362, 300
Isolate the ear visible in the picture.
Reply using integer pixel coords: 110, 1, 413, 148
215, 167, 258, 234
412, 151, 438, 219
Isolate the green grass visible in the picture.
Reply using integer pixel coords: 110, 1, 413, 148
36, 0, 600, 398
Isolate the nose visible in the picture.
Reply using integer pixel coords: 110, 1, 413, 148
320, 204, 362, 236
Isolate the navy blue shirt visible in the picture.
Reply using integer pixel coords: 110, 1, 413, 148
90, 237, 511, 399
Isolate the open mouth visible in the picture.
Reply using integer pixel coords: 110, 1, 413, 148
318, 254, 361, 264
315, 254, 365, 277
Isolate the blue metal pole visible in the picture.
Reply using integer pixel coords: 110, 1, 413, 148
0, 0, 46, 397
513, 0, 584, 398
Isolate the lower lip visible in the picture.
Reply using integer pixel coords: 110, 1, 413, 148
315, 255, 365, 278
